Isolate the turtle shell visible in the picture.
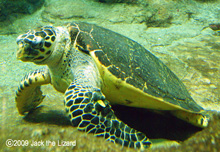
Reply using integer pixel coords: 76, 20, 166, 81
67, 22, 203, 113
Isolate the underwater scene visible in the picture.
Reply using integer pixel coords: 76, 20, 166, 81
0, 0, 220, 151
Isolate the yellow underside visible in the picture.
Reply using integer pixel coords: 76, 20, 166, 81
90, 51, 186, 111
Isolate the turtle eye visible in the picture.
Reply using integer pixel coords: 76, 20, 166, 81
19, 36, 44, 50
31, 37, 44, 49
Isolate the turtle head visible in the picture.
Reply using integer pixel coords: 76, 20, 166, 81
16, 26, 57, 63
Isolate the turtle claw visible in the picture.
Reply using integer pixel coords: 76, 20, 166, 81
97, 100, 106, 107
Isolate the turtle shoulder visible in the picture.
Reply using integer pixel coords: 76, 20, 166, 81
68, 21, 203, 113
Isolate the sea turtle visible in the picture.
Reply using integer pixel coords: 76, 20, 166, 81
15, 22, 209, 150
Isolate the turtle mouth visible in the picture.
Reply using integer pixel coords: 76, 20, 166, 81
16, 49, 34, 61
16, 44, 38, 62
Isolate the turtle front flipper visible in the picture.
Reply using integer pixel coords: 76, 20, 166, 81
65, 83, 151, 150
15, 69, 51, 115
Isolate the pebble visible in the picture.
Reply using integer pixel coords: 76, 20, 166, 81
199, 78, 211, 85
210, 84, 217, 89
31, 128, 49, 137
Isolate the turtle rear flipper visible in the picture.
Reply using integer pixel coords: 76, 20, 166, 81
15, 69, 51, 115
65, 83, 151, 149
170, 110, 209, 128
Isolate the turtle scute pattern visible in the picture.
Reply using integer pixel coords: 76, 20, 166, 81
64, 82, 151, 149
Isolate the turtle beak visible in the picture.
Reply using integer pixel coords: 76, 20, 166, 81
16, 42, 26, 61
16, 41, 34, 62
